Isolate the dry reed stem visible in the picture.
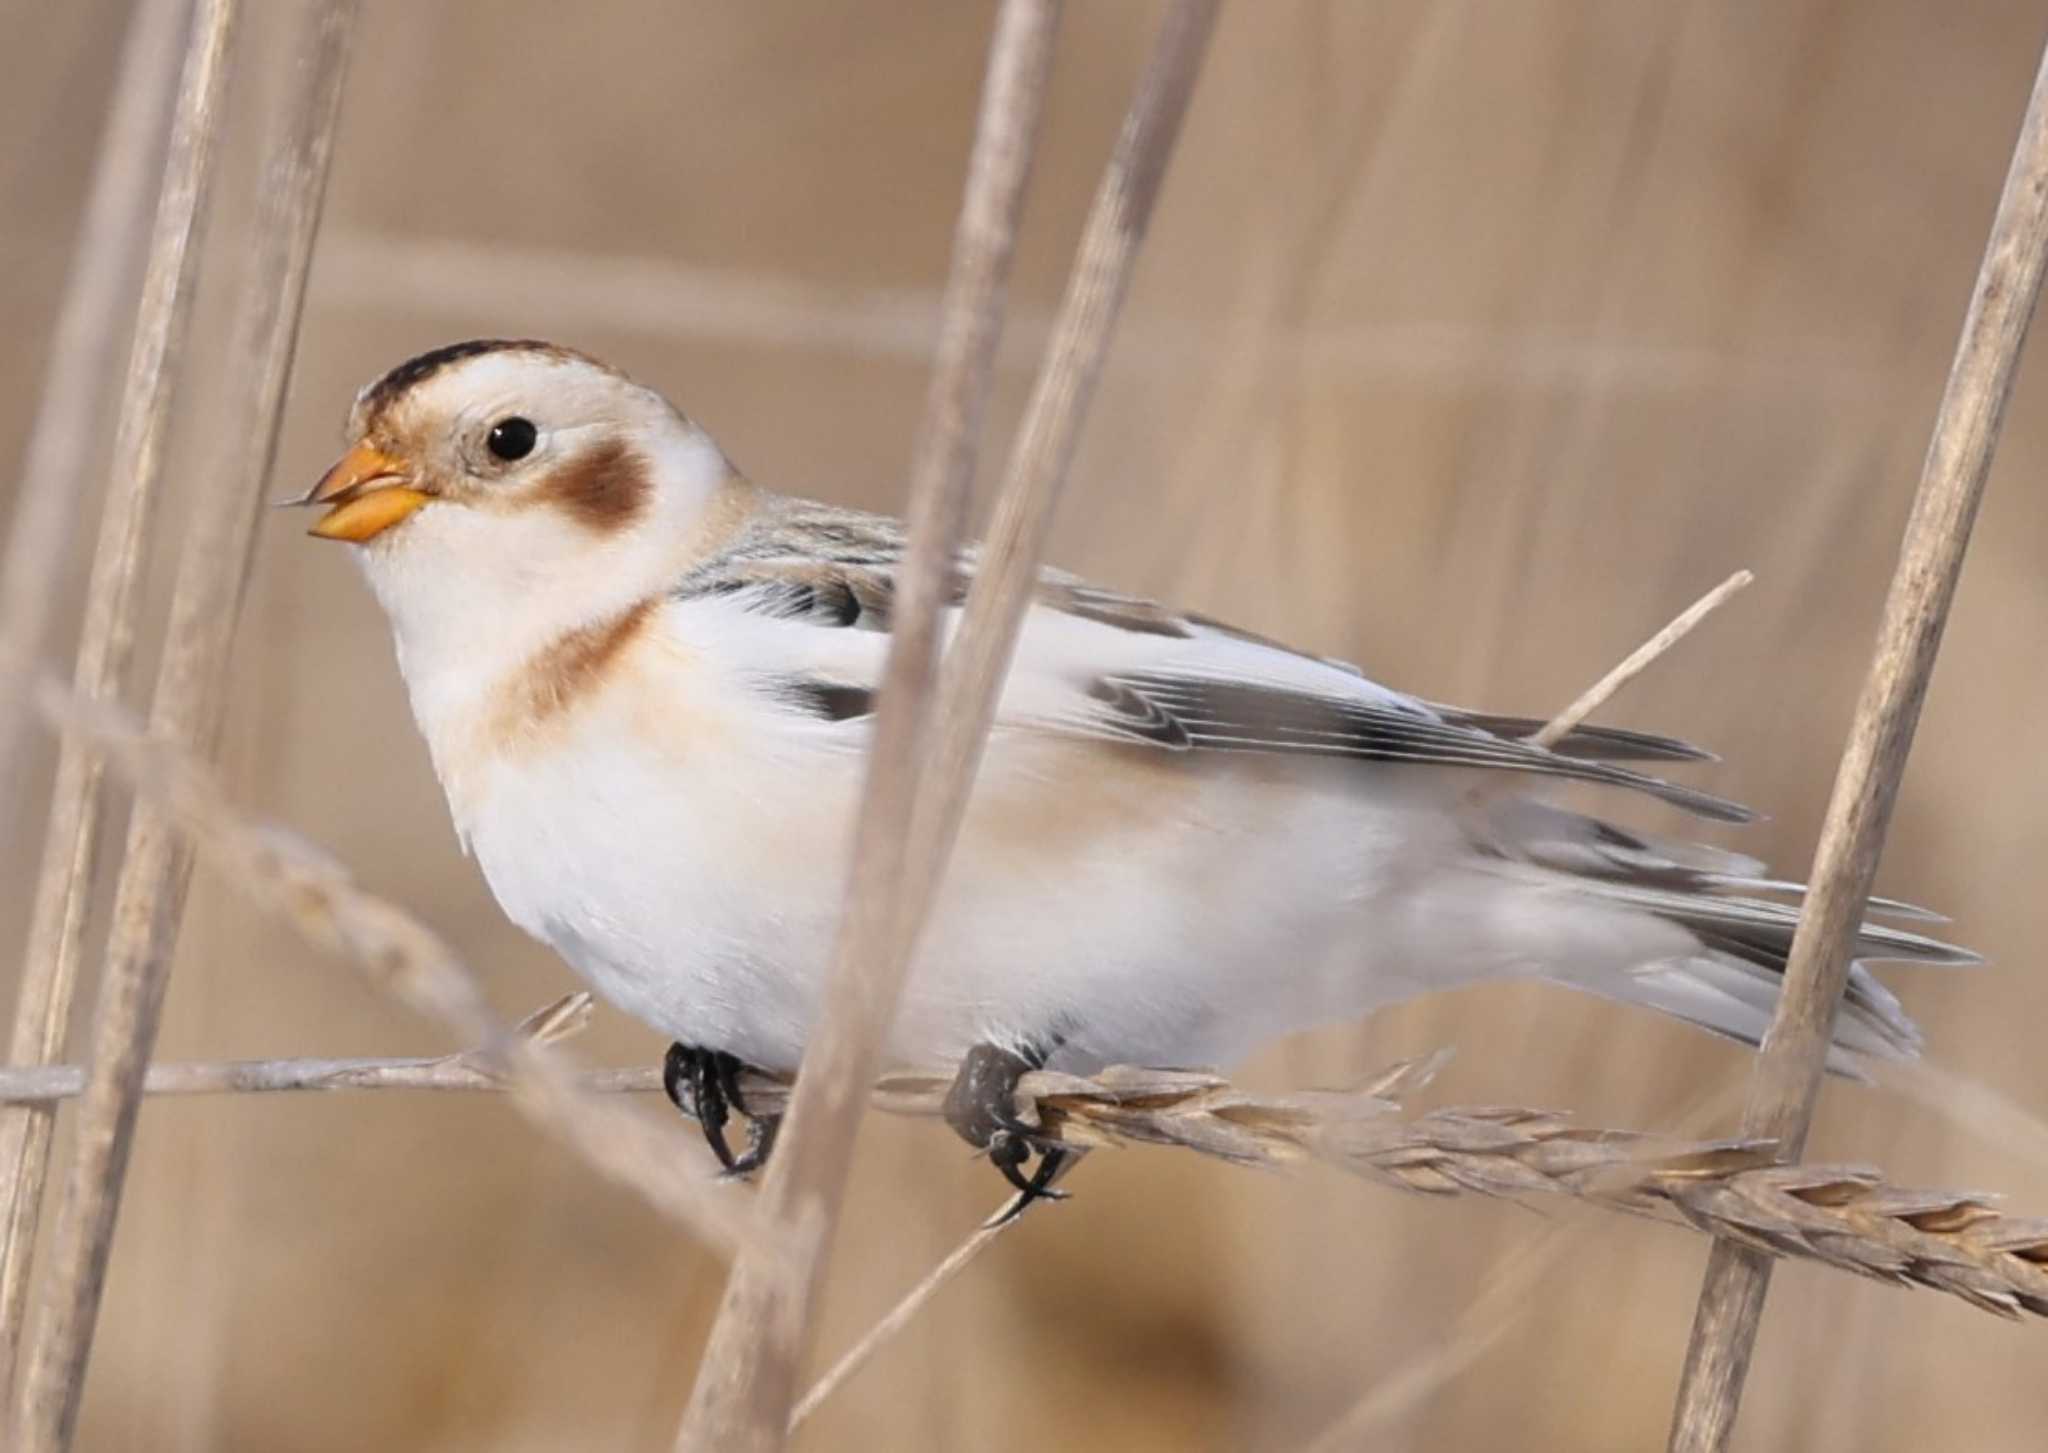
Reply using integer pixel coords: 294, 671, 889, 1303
0, 1048, 651, 1102
674, 6, 1061, 1448
1527, 569, 1752, 750
684, 5, 1220, 1440
701, 20, 1218, 1438
14, 8, 363, 1447
3, 1039, 2040, 1322
845, 1065, 2048, 1322
915, 0, 1218, 878
0, 0, 198, 1397
32, 683, 755, 1253
7, 1038, 2036, 1328
1667, 34, 2048, 1453
784, 1203, 1020, 1433
699, 1063, 2048, 1325
6, 5, 241, 1445
0, 0, 188, 814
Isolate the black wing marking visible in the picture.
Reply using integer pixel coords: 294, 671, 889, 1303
1085, 671, 1754, 822
682, 563, 903, 631
674, 502, 1734, 799
782, 681, 876, 721
1428, 708, 1714, 763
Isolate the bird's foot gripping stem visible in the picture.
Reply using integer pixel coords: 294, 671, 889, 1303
943, 1041, 1076, 1222
664, 1043, 781, 1179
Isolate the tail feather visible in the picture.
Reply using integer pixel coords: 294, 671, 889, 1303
1578, 877, 1977, 968
1484, 798, 1975, 1072
1617, 954, 1916, 1076
1692, 874, 1951, 924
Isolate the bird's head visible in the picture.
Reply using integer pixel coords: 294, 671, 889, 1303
298, 340, 739, 659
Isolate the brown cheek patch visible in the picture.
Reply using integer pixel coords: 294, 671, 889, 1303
537, 439, 654, 533
492, 598, 661, 743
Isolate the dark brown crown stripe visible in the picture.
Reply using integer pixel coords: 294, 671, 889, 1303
359, 338, 589, 429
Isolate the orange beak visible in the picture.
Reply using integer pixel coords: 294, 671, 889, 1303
296, 441, 431, 542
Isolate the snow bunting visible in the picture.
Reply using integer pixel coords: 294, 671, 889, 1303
297, 338, 1971, 1201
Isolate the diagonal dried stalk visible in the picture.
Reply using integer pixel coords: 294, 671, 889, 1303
785, 1200, 1021, 1433
5, 4, 242, 1445
61, 679, 758, 1219
673, 6, 1063, 1448
34, 681, 758, 1265
1528, 569, 1751, 750
1666, 34, 2048, 1453
14, 6, 364, 1446
0, 0, 198, 1398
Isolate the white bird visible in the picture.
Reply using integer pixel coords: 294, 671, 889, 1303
297, 338, 1971, 1201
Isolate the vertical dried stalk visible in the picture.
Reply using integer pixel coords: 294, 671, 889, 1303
15, 2, 361, 1446
671, 5, 1061, 1448
0, 0, 196, 1394
917, 0, 1219, 849
16, 0, 360, 1437
1666, 36, 2048, 1453
0, 0, 191, 813
2, 0, 240, 1427
678, 8, 1218, 1448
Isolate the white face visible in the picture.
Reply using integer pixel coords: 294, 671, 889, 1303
306, 343, 717, 537
300, 341, 737, 664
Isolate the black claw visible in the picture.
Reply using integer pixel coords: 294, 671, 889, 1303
712, 1048, 755, 1121
945, 1041, 1079, 1215
664, 1042, 781, 1177
988, 1134, 1072, 1222
719, 1109, 782, 1180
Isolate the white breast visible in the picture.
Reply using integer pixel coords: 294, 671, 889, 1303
431, 596, 1471, 1075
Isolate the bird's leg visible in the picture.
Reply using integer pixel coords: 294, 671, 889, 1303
663, 1042, 734, 1170
663, 1043, 782, 1179
943, 1040, 1075, 1220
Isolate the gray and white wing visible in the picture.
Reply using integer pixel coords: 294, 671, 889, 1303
669, 500, 1746, 819
999, 606, 1752, 822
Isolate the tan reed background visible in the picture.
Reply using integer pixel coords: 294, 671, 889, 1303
6, 1, 2048, 1448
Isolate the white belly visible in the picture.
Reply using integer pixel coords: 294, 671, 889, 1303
455, 693, 1454, 1075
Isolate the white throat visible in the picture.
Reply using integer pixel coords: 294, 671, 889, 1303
353, 428, 732, 811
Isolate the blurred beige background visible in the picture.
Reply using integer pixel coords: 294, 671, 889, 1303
7, 1, 2048, 1448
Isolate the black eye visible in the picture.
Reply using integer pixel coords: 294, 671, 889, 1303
486, 416, 537, 462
